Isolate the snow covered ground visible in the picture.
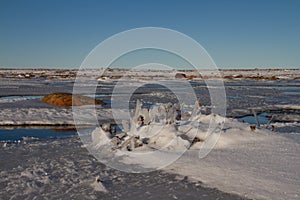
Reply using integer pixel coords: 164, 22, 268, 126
166, 118, 300, 200
0, 68, 300, 199
1, 114, 299, 199
0, 136, 245, 200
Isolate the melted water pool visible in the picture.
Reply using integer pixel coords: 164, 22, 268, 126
0, 127, 89, 142
237, 112, 270, 125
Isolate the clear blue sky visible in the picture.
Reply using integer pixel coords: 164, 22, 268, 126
1, 0, 300, 69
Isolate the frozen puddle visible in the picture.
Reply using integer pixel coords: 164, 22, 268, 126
0, 107, 115, 126
0, 95, 43, 103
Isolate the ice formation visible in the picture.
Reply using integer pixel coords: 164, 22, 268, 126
92, 100, 205, 152
88, 99, 226, 172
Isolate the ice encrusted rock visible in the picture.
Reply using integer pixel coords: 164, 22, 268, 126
91, 100, 208, 152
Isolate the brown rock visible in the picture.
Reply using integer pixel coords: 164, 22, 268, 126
175, 73, 187, 79
268, 76, 279, 81
41, 92, 106, 107
186, 75, 201, 80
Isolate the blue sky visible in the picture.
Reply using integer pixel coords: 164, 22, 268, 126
0, 0, 300, 69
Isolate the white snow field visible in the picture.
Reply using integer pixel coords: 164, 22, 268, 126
167, 118, 300, 200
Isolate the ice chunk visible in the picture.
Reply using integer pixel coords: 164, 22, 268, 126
122, 120, 130, 132
91, 127, 110, 147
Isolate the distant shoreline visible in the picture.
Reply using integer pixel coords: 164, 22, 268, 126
1, 68, 300, 81
1, 67, 299, 71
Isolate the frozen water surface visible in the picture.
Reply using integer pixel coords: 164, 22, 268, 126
0, 69, 300, 199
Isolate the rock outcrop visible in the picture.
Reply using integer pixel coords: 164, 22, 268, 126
41, 92, 106, 106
